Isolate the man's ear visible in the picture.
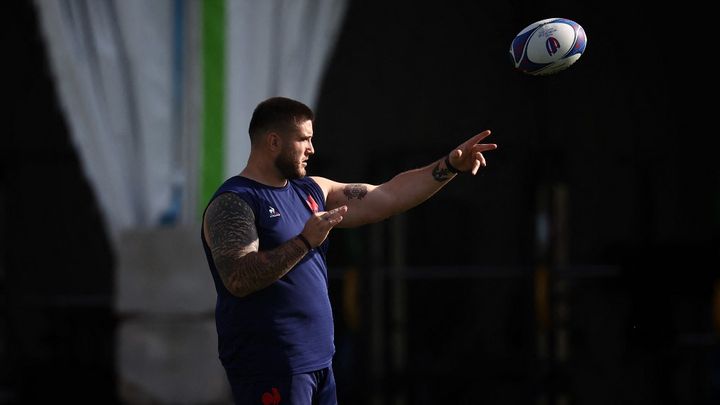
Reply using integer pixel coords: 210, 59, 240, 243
267, 132, 282, 152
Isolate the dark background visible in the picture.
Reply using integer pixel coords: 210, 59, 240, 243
313, 2, 718, 404
2, 0, 718, 404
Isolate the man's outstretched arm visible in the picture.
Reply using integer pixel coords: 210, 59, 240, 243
313, 130, 497, 228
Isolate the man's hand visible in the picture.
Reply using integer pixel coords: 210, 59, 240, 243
448, 130, 497, 175
300, 205, 348, 247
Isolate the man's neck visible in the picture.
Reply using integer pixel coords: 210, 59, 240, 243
240, 156, 287, 187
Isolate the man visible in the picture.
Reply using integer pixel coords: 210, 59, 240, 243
200, 97, 497, 404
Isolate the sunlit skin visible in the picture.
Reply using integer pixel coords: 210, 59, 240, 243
208, 117, 497, 297
275, 120, 315, 180
312, 127, 497, 228
240, 119, 315, 187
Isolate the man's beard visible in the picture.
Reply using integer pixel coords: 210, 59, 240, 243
275, 148, 305, 180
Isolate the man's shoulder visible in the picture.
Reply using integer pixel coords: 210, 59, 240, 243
295, 176, 328, 194
293, 177, 327, 209
306, 176, 335, 197
293, 176, 320, 187
215, 176, 261, 195
206, 177, 261, 212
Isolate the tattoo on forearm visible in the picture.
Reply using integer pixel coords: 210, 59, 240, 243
205, 193, 306, 297
432, 163, 451, 182
343, 184, 368, 200
227, 239, 307, 297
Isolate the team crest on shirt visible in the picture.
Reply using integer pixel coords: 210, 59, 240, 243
306, 194, 319, 213
261, 387, 281, 405
268, 206, 281, 218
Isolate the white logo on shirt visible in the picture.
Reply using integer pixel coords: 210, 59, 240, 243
268, 206, 281, 218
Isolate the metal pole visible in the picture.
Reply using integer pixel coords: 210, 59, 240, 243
389, 215, 407, 405
369, 223, 385, 405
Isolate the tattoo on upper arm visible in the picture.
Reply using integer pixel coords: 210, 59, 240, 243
343, 184, 368, 200
204, 193, 308, 297
204, 194, 259, 286
432, 163, 451, 182
205, 193, 258, 254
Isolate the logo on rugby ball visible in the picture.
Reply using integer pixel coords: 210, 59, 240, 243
546, 37, 560, 56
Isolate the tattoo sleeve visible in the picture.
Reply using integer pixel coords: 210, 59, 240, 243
343, 184, 368, 200
204, 193, 308, 297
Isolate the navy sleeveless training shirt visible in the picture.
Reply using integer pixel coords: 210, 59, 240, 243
200, 176, 333, 379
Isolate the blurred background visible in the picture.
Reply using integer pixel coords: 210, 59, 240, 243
2, 0, 718, 404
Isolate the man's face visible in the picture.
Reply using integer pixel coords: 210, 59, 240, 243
275, 119, 314, 180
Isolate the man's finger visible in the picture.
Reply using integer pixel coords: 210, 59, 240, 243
471, 159, 481, 175
472, 143, 498, 153
327, 205, 348, 215
320, 205, 347, 222
328, 215, 344, 226
462, 130, 492, 148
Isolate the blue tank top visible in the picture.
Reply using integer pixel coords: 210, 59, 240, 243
200, 176, 334, 378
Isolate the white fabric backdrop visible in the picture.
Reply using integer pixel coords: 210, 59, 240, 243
225, 0, 348, 176
33, 0, 347, 244
34, 0, 176, 241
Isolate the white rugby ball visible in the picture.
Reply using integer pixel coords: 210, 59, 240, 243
509, 18, 587, 76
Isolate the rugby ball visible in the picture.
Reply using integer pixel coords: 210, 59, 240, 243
509, 18, 587, 75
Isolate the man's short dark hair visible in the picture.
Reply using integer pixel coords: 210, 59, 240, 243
248, 97, 314, 143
